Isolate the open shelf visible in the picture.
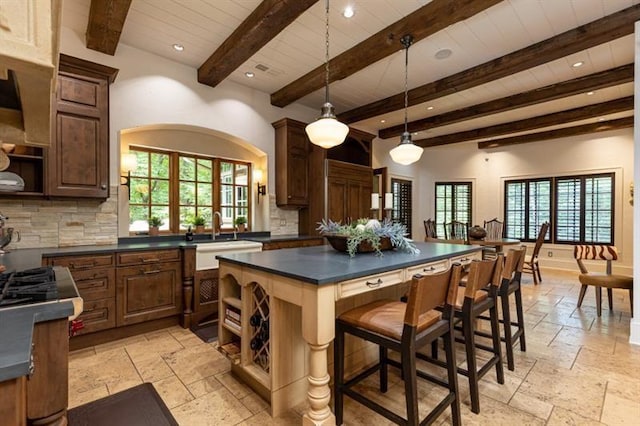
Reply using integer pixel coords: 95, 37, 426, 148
223, 296, 242, 310
218, 341, 241, 365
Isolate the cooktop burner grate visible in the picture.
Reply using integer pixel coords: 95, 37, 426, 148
0, 266, 58, 308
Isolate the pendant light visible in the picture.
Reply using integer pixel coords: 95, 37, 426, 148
389, 35, 424, 165
305, 0, 349, 149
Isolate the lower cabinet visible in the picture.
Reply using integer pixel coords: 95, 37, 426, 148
116, 261, 182, 326
193, 268, 219, 326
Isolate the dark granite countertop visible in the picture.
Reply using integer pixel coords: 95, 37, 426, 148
0, 268, 78, 382
0, 233, 322, 272
217, 242, 481, 285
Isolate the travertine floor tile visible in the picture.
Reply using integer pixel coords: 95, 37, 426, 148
518, 360, 606, 421
236, 410, 302, 425
508, 391, 553, 420
154, 375, 194, 409
162, 342, 230, 384
546, 406, 607, 426
170, 386, 253, 425
600, 392, 640, 425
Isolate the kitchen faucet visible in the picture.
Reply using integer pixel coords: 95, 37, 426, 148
212, 211, 222, 240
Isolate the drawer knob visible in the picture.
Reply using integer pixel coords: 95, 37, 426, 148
423, 266, 435, 272
366, 278, 383, 288
143, 269, 162, 275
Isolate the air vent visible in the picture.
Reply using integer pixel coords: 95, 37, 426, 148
255, 64, 269, 71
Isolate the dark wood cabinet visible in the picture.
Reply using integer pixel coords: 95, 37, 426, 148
47, 55, 117, 198
45, 253, 116, 335
192, 268, 219, 326
261, 238, 324, 250
326, 160, 373, 224
116, 249, 182, 326
273, 118, 309, 208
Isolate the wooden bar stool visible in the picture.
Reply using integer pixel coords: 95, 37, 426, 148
425, 256, 504, 414
476, 246, 527, 371
334, 265, 464, 426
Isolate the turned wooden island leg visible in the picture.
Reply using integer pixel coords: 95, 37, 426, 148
302, 284, 336, 426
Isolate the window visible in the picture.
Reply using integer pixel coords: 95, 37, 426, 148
435, 182, 472, 238
391, 178, 412, 237
128, 147, 252, 234
504, 179, 551, 241
504, 173, 613, 244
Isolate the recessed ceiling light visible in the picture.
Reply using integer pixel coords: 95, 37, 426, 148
380, 119, 386, 123
572, 61, 584, 68
586, 91, 595, 96
413, 132, 419, 136
435, 48, 452, 60
427, 106, 434, 110
245, 71, 255, 78
598, 118, 605, 122
172, 44, 184, 52
342, 6, 355, 18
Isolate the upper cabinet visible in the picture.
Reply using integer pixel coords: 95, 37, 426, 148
273, 118, 310, 208
0, 0, 62, 147
47, 55, 118, 199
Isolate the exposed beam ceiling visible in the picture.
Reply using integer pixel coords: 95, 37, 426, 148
477, 117, 634, 149
270, 0, 501, 107
415, 96, 633, 148
85, 0, 132, 55
339, 4, 640, 124
379, 64, 634, 139
198, 0, 318, 88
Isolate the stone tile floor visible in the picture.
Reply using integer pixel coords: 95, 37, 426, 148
69, 268, 639, 425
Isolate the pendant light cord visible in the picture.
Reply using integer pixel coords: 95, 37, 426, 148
401, 35, 413, 135
324, 0, 330, 104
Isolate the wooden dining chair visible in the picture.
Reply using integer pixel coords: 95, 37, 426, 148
425, 256, 505, 414
334, 265, 464, 426
574, 245, 633, 317
523, 222, 549, 285
481, 218, 504, 259
423, 218, 438, 239
444, 220, 469, 244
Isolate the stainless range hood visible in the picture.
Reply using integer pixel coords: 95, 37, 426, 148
0, 0, 61, 148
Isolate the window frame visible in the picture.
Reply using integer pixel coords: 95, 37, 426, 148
503, 172, 614, 245
434, 181, 473, 238
128, 146, 253, 235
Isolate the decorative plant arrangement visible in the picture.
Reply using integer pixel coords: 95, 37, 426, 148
148, 216, 164, 236
235, 216, 247, 232
317, 218, 419, 257
192, 215, 206, 233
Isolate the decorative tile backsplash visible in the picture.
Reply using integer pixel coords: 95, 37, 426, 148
0, 189, 300, 249
0, 185, 119, 249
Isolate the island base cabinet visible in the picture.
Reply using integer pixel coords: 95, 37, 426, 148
116, 262, 182, 326
0, 377, 26, 426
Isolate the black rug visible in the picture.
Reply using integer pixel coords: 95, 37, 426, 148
193, 323, 218, 344
68, 382, 178, 426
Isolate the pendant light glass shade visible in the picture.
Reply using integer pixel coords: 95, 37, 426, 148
390, 35, 423, 165
390, 131, 424, 165
305, 102, 349, 149
305, 0, 348, 149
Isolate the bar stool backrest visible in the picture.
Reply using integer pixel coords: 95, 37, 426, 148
404, 264, 463, 327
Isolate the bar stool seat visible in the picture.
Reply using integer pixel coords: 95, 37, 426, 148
334, 265, 464, 426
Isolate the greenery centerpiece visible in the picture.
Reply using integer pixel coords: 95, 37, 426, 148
317, 218, 419, 257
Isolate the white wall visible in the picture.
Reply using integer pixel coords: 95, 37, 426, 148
629, 21, 639, 345
375, 129, 634, 273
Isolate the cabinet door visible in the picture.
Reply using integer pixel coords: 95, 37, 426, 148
347, 180, 373, 221
327, 177, 347, 223
47, 71, 109, 198
116, 262, 183, 326
274, 118, 309, 207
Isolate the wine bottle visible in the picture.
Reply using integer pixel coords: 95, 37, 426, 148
249, 313, 262, 327
250, 336, 262, 351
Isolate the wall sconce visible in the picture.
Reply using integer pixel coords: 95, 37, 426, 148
254, 169, 266, 202
120, 152, 137, 200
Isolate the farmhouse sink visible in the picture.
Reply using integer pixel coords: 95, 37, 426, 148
196, 240, 263, 270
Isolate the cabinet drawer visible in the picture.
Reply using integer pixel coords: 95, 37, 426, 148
116, 262, 182, 326
117, 249, 181, 266
47, 254, 115, 270
71, 268, 115, 301
75, 298, 116, 335
406, 259, 450, 280
336, 269, 405, 301
450, 251, 481, 266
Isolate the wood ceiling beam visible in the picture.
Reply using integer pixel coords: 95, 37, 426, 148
270, 0, 501, 107
86, 0, 132, 55
477, 117, 634, 149
414, 96, 633, 148
198, 0, 318, 88
379, 64, 633, 139
340, 4, 640, 124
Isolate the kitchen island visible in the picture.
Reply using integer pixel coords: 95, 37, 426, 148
216, 242, 481, 425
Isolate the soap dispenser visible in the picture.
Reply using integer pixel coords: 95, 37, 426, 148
186, 226, 194, 242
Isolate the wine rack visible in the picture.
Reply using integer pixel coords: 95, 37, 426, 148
249, 282, 270, 373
